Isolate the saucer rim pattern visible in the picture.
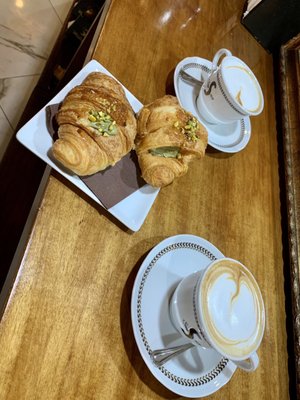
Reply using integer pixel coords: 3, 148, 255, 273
174, 57, 251, 153
136, 241, 229, 386
131, 234, 237, 397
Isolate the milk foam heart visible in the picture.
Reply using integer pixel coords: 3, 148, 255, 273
196, 50, 264, 125
200, 259, 264, 359
222, 59, 263, 114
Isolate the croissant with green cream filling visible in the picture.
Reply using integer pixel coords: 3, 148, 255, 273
52, 72, 137, 176
135, 95, 208, 187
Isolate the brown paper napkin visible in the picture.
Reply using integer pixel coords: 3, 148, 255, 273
46, 104, 146, 209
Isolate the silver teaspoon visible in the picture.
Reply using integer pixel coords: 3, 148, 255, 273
179, 69, 203, 88
151, 342, 195, 367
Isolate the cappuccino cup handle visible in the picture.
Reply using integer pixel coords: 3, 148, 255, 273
211, 48, 232, 72
204, 48, 232, 90
233, 352, 259, 372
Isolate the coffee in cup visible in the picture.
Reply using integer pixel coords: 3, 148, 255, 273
170, 257, 265, 371
196, 49, 264, 125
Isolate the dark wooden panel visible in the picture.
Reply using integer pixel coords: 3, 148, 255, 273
279, 33, 300, 398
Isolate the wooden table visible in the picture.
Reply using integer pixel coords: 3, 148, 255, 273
0, 0, 292, 398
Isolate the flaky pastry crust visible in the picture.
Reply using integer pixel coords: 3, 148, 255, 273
135, 95, 208, 187
52, 72, 137, 176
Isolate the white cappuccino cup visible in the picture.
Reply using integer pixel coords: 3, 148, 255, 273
196, 49, 264, 124
170, 257, 265, 372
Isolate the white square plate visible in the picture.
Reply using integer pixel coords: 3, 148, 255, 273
16, 60, 159, 231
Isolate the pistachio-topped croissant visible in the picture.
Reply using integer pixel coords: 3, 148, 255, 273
135, 95, 208, 187
51, 72, 137, 176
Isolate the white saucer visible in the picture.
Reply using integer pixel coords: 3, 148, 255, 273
174, 57, 251, 153
131, 234, 236, 398
16, 60, 159, 232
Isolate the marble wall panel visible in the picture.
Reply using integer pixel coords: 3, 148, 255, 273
0, 0, 73, 162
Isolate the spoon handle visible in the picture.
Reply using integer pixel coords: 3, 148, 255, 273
151, 342, 194, 367
179, 69, 203, 87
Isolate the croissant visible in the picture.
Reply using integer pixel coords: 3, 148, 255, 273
51, 72, 137, 176
135, 95, 208, 187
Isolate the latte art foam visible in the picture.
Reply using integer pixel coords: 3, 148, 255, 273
200, 260, 264, 359
222, 60, 263, 114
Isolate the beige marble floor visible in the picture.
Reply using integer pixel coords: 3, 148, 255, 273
0, 0, 74, 161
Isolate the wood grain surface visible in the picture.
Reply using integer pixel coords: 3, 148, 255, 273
0, 0, 290, 399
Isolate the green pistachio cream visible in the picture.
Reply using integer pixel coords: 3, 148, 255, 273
149, 146, 180, 158
149, 116, 200, 158
88, 110, 117, 137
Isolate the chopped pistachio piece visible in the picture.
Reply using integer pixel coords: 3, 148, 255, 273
88, 115, 97, 122
88, 109, 117, 136
173, 115, 200, 141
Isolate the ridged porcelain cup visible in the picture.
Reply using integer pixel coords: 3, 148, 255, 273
196, 48, 264, 124
170, 257, 265, 372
